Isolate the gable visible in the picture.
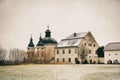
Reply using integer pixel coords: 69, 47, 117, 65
77, 32, 99, 48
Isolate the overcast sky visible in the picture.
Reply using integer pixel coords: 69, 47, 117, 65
0, 0, 120, 50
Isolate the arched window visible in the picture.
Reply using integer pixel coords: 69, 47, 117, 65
93, 44, 95, 47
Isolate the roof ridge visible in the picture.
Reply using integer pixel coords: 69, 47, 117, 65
108, 42, 120, 45
65, 31, 89, 39
62, 37, 83, 41
75, 31, 89, 34
109, 42, 120, 43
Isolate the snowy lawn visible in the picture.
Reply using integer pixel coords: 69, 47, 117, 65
0, 64, 120, 80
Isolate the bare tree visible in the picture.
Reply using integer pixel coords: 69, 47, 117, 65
0, 47, 7, 64
9, 48, 27, 64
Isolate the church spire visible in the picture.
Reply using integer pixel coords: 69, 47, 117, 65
47, 25, 49, 29
28, 34, 34, 47
30, 34, 33, 41
37, 33, 44, 46
39, 33, 42, 40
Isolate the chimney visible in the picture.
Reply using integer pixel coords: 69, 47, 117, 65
73, 33, 76, 37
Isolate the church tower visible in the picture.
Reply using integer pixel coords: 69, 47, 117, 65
27, 26, 58, 64
36, 34, 45, 63
27, 35, 35, 63
41, 26, 58, 63
35, 26, 58, 64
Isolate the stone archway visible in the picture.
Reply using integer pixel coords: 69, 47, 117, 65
107, 59, 112, 64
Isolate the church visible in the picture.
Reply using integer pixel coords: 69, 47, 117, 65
27, 26, 58, 64
27, 27, 99, 64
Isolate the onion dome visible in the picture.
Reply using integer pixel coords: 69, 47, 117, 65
28, 35, 34, 47
42, 37, 58, 44
36, 34, 44, 46
45, 26, 51, 37
42, 26, 58, 44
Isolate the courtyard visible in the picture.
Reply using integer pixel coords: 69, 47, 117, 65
0, 64, 120, 80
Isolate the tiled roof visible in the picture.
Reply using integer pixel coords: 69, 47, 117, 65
104, 42, 120, 51
57, 32, 88, 48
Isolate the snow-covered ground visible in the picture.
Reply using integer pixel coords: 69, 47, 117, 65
0, 64, 120, 80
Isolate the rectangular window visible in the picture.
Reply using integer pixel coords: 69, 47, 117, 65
57, 50, 59, 54
84, 43, 86, 46
57, 58, 59, 62
89, 43, 92, 47
63, 58, 65, 62
63, 50, 65, 54
89, 50, 91, 54
68, 58, 71, 62
69, 49, 71, 54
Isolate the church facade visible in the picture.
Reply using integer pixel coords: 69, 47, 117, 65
54, 32, 99, 64
27, 26, 58, 64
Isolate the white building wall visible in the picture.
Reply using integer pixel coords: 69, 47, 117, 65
104, 50, 120, 64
